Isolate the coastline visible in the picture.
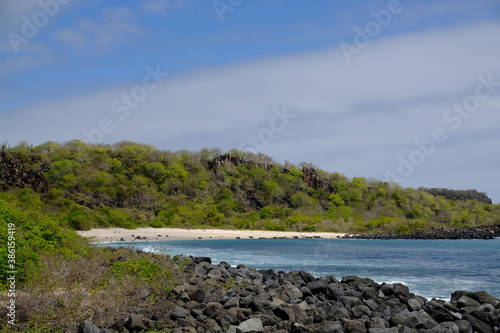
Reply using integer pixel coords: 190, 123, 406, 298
77, 227, 346, 243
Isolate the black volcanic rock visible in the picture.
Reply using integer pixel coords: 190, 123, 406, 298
76, 256, 500, 333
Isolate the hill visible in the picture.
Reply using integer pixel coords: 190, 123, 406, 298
1, 140, 499, 235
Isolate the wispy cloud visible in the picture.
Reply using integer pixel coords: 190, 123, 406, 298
2, 20, 499, 201
55, 6, 143, 50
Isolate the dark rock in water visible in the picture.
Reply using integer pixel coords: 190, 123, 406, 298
451, 290, 500, 307
77, 320, 100, 333
191, 256, 212, 264
341, 226, 497, 240
457, 296, 481, 308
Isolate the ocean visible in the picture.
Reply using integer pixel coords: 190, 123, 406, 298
102, 238, 500, 300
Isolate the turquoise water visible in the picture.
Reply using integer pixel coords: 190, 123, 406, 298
102, 238, 500, 300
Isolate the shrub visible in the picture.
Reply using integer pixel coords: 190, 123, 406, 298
395, 224, 410, 234
66, 210, 92, 230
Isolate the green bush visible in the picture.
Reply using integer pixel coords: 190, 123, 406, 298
395, 224, 410, 234
0, 200, 88, 289
66, 210, 92, 230
110, 259, 161, 281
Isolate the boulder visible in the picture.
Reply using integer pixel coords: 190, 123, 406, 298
462, 313, 494, 333
451, 291, 499, 307
368, 328, 398, 333
405, 309, 438, 330
427, 322, 460, 333
351, 305, 372, 318
225, 296, 240, 308
250, 299, 265, 313
191, 256, 212, 264
396, 324, 418, 333
307, 280, 327, 295
77, 321, 100, 333
259, 269, 277, 282
424, 300, 458, 322
291, 322, 313, 332
204, 318, 223, 332
340, 318, 367, 333
171, 306, 190, 319
273, 305, 295, 322
368, 317, 389, 329
185, 284, 207, 303
391, 283, 410, 299
124, 314, 155, 331
327, 283, 344, 300
454, 320, 473, 333
215, 310, 239, 329
238, 318, 264, 332
282, 282, 304, 303
339, 296, 362, 308
342, 276, 379, 290
407, 298, 423, 311
203, 302, 223, 317
315, 321, 345, 333
457, 296, 480, 308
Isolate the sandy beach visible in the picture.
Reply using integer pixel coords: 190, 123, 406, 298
77, 227, 346, 243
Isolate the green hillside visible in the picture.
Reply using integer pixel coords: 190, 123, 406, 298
1, 140, 499, 235
1, 140, 499, 330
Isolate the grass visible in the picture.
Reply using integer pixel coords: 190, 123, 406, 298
0, 247, 179, 332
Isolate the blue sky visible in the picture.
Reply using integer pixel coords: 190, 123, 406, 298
1, 0, 500, 203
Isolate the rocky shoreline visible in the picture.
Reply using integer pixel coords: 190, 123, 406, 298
342, 226, 500, 240
77, 254, 499, 333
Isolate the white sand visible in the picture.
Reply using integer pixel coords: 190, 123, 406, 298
77, 227, 345, 243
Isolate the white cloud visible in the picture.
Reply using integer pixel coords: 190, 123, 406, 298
139, 0, 198, 14
2, 23, 500, 201
54, 28, 88, 50
0, 0, 42, 34
55, 6, 143, 50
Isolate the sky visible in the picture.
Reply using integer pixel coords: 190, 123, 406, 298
1, 0, 500, 203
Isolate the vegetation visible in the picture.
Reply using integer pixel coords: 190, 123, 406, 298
0, 140, 499, 330
0, 194, 179, 331
1, 140, 499, 236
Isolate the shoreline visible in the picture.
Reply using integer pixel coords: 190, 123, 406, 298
77, 227, 346, 243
